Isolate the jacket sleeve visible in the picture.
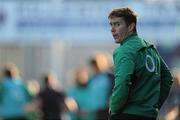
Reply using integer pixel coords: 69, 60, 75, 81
110, 52, 135, 114
158, 56, 173, 108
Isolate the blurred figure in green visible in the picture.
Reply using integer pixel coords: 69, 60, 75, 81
67, 66, 95, 120
88, 53, 112, 120
25, 79, 41, 120
0, 62, 32, 120
157, 69, 180, 120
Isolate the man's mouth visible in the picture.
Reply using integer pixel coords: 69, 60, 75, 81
113, 35, 118, 39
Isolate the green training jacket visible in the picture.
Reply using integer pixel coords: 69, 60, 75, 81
110, 33, 173, 118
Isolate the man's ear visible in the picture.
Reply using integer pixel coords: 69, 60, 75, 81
128, 23, 135, 32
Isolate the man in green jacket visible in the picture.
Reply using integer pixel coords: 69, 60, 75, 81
108, 7, 173, 120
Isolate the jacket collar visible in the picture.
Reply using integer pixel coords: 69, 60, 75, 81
120, 33, 137, 45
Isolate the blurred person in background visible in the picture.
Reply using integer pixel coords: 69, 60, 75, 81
157, 69, 180, 120
88, 53, 112, 120
108, 7, 173, 120
25, 79, 41, 120
0, 62, 32, 120
66, 66, 95, 120
34, 72, 68, 120
25, 72, 77, 120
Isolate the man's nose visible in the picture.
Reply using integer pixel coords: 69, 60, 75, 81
111, 27, 115, 33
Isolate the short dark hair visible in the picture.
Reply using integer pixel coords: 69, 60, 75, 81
89, 58, 98, 69
3, 68, 12, 78
108, 7, 137, 33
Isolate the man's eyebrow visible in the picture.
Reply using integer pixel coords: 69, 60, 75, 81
109, 21, 120, 25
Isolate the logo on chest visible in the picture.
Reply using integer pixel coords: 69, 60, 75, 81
145, 55, 155, 72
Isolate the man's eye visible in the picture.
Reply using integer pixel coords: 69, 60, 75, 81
109, 22, 120, 27
115, 23, 120, 26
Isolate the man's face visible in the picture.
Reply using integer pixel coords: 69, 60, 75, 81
109, 17, 129, 43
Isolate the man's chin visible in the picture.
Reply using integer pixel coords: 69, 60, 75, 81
115, 40, 120, 43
